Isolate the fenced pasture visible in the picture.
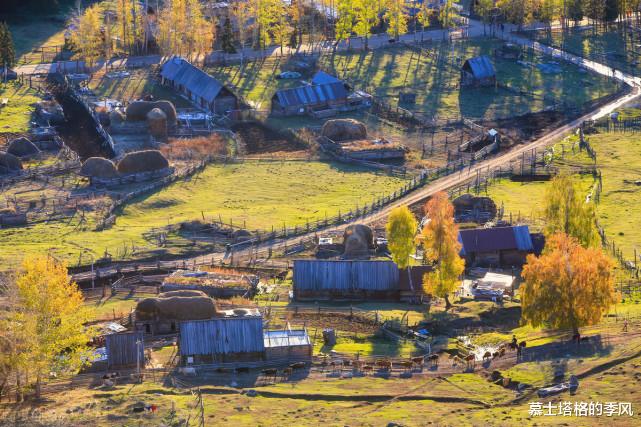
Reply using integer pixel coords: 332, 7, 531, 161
321, 39, 619, 124
0, 82, 42, 133
524, 26, 641, 76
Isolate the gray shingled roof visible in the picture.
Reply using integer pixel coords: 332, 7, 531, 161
462, 55, 496, 79
311, 71, 341, 85
160, 56, 225, 103
274, 82, 348, 108
458, 225, 533, 255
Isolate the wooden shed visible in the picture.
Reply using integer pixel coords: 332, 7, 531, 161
460, 56, 496, 87
271, 82, 349, 116
105, 332, 145, 368
264, 329, 313, 362
458, 225, 534, 267
160, 56, 239, 114
179, 317, 265, 364
292, 260, 401, 301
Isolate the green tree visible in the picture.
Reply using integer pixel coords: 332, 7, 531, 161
0, 22, 16, 71
354, 0, 381, 49
71, 4, 103, 66
386, 206, 418, 292
221, 15, 237, 53
420, 192, 465, 309
335, 0, 355, 47
543, 174, 599, 248
385, 0, 408, 40
521, 233, 616, 335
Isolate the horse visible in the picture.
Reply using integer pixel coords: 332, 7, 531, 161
464, 354, 475, 370
482, 351, 492, 362
362, 365, 373, 375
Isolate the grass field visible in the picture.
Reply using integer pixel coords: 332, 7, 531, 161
0, 160, 408, 268
0, 82, 41, 133
321, 39, 619, 122
526, 27, 641, 76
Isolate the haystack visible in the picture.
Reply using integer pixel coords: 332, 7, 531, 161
321, 119, 367, 142
80, 157, 119, 178
117, 150, 169, 175
7, 137, 40, 157
343, 224, 374, 258
147, 108, 168, 141
126, 100, 177, 124
135, 292, 218, 321
0, 152, 23, 173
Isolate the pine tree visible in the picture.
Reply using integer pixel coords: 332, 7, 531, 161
0, 22, 16, 70
221, 16, 237, 53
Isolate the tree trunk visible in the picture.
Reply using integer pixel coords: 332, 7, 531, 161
35, 374, 42, 400
444, 294, 452, 310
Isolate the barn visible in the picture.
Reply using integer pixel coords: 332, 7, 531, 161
160, 56, 239, 114
293, 260, 401, 301
460, 56, 496, 87
271, 82, 348, 116
178, 317, 312, 365
458, 225, 534, 267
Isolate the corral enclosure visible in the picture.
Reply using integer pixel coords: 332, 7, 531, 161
322, 39, 619, 122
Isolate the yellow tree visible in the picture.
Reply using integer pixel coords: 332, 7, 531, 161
231, 2, 252, 65
544, 174, 599, 248
521, 233, 616, 335
271, 0, 291, 54
386, 206, 418, 291
420, 192, 464, 309
71, 4, 102, 66
115, 0, 145, 54
4, 256, 92, 399
385, 0, 408, 40
187, 0, 214, 57
353, 0, 381, 49
335, 0, 355, 47
417, 1, 433, 41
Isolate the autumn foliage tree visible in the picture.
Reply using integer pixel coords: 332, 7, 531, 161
544, 174, 599, 248
386, 206, 418, 290
420, 192, 465, 309
521, 233, 616, 335
0, 256, 92, 400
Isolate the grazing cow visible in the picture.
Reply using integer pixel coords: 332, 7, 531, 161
362, 365, 373, 375
411, 356, 425, 368
464, 354, 475, 370
281, 367, 293, 378
399, 360, 414, 371
492, 352, 500, 360
290, 362, 307, 371
262, 368, 278, 377
482, 351, 492, 362
376, 359, 392, 372
428, 354, 439, 367
499, 348, 506, 357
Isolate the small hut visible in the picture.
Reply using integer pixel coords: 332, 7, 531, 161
134, 290, 218, 335
105, 332, 145, 368
461, 56, 496, 87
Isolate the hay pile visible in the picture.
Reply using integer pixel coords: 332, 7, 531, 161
0, 152, 22, 173
321, 119, 367, 142
160, 134, 227, 161
343, 224, 374, 259
117, 150, 169, 175
80, 157, 119, 178
147, 108, 168, 141
135, 290, 218, 321
7, 137, 40, 157
126, 100, 177, 124
453, 194, 497, 223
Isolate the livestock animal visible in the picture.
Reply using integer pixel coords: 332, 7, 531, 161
178, 367, 197, 376
399, 360, 414, 371
290, 362, 307, 371
362, 365, 374, 375
509, 342, 518, 351
376, 359, 392, 372
499, 348, 506, 357
452, 355, 463, 367
492, 352, 500, 360
482, 351, 492, 361
342, 359, 352, 367
464, 354, 475, 370
411, 356, 425, 368
261, 368, 278, 378
282, 367, 293, 378
428, 354, 439, 367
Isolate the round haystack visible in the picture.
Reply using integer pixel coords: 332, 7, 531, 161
0, 152, 23, 173
80, 157, 119, 178
109, 110, 126, 125
147, 108, 168, 141
452, 194, 497, 223
135, 294, 217, 321
321, 119, 367, 142
126, 100, 177, 124
117, 150, 169, 175
343, 224, 374, 258
7, 137, 40, 157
